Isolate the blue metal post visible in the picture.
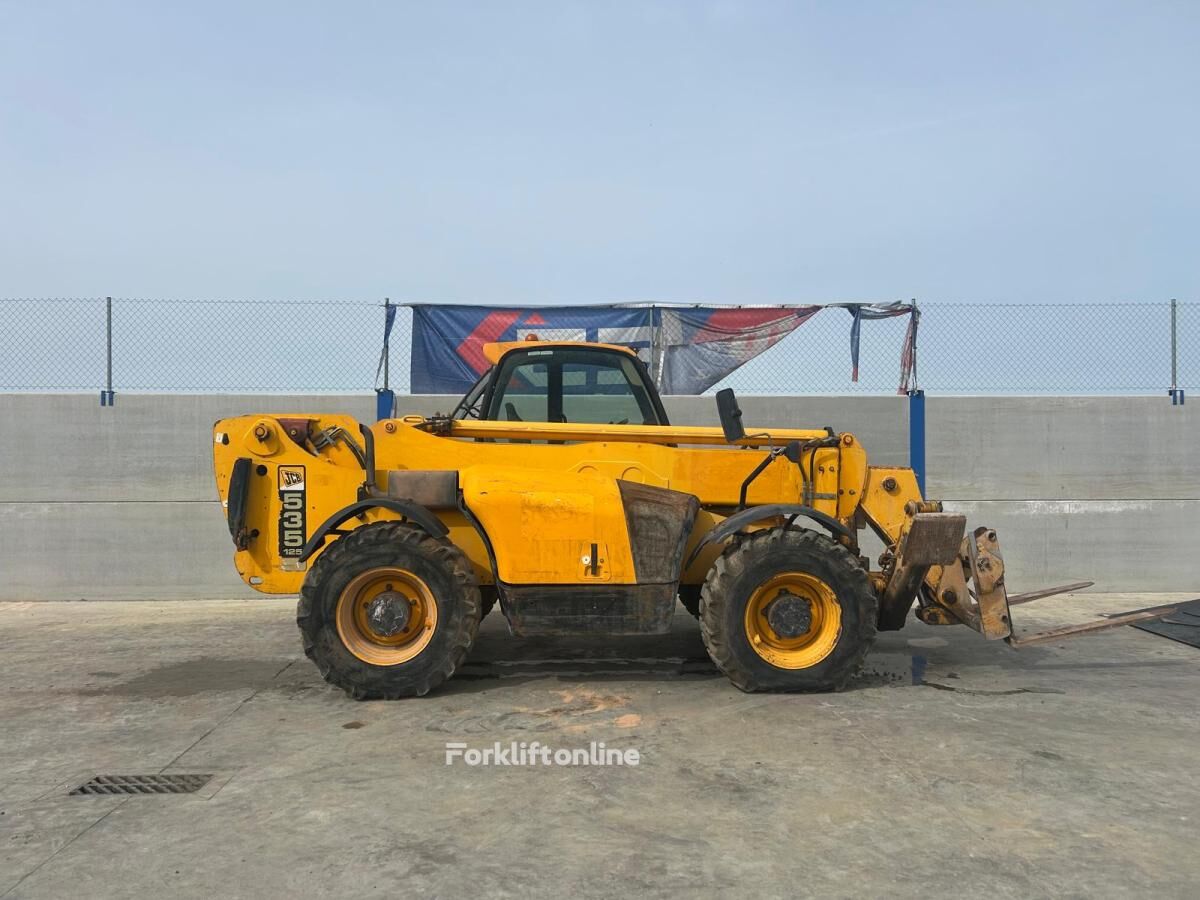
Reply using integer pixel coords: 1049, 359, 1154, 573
909, 389, 926, 496
100, 297, 115, 407
376, 388, 395, 421
1168, 299, 1185, 405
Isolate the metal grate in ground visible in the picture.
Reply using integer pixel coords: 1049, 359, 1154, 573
69, 774, 213, 795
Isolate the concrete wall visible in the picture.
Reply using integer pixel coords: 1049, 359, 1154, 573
0, 393, 1194, 599
926, 397, 1199, 595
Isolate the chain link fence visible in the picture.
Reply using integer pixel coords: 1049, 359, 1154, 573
920, 302, 1179, 395
0, 298, 1193, 397
1, 298, 108, 392
1179, 300, 1198, 396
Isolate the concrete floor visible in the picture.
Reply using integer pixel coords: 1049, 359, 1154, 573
1, 594, 1197, 899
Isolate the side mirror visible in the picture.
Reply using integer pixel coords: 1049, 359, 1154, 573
783, 440, 802, 463
715, 388, 746, 443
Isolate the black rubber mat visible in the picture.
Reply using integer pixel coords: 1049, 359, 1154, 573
1133, 599, 1200, 648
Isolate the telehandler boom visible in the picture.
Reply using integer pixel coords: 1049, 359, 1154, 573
212, 339, 1174, 698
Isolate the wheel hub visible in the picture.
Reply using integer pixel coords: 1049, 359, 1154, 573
764, 591, 813, 638
335, 567, 438, 667
744, 572, 841, 670
365, 591, 412, 637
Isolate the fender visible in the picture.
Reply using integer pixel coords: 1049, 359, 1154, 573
684, 504, 853, 571
298, 499, 448, 562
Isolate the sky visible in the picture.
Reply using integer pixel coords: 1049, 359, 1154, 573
1, 1, 1197, 305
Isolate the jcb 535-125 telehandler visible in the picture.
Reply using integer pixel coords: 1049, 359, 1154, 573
212, 338, 1174, 699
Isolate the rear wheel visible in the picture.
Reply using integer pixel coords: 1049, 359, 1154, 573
298, 521, 480, 699
699, 528, 877, 692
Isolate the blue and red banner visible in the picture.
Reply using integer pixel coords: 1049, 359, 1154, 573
411, 305, 655, 394
657, 306, 820, 393
409, 303, 917, 395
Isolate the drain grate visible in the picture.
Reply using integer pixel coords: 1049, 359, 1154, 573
70, 774, 213, 796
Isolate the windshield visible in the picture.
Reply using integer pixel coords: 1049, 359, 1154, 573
483, 348, 664, 425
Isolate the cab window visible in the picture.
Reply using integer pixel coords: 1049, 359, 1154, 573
493, 360, 549, 422
452, 367, 493, 419
484, 349, 664, 425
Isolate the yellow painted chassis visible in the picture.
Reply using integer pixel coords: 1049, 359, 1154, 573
213, 411, 1016, 639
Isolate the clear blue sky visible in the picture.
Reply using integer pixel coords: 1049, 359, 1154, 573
1, 1, 1196, 304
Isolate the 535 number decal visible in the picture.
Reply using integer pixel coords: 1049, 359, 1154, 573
278, 466, 307, 558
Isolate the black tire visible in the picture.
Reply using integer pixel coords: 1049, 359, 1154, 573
297, 521, 480, 699
679, 585, 702, 618
699, 528, 877, 692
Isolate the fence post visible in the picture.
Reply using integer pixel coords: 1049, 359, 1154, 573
100, 297, 115, 407
908, 388, 926, 496
1169, 298, 1184, 406
375, 298, 396, 421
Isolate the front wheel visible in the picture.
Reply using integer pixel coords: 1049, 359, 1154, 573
297, 521, 480, 699
699, 528, 877, 692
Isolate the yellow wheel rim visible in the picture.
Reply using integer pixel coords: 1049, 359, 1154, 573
335, 567, 438, 666
743, 572, 842, 670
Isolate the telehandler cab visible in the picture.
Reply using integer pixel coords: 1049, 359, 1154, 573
213, 338, 1175, 699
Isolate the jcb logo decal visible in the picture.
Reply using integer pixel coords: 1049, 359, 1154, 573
278, 466, 307, 558
279, 467, 305, 490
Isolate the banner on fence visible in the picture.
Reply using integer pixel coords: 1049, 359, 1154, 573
656, 307, 820, 393
410, 305, 655, 394
409, 302, 917, 395
410, 304, 826, 394
836, 301, 919, 392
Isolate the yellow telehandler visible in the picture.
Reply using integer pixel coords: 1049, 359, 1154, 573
212, 338, 1174, 698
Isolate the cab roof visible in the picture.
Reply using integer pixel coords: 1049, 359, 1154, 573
481, 339, 639, 365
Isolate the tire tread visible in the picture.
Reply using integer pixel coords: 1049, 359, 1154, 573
297, 521, 479, 699
699, 528, 877, 692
